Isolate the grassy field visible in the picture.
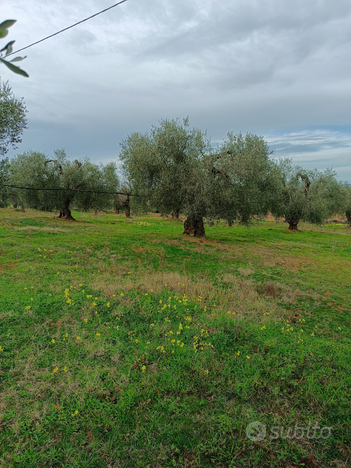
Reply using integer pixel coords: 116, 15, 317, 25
0, 208, 350, 468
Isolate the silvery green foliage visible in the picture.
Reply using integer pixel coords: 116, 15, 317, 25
0, 157, 10, 207
206, 132, 279, 225
8, 150, 118, 216
271, 159, 344, 230
8, 151, 57, 210
75, 161, 119, 213
120, 120, 282, 233
0, 20, 28, 78
0, 81, 28, 157
119, 118, 212, 218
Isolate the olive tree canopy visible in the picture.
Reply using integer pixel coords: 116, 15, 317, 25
8, 149, 119, 219
0, 81, 28, 158
8, 151, 57, 210
120, 118, 212, 235
120, 119, 279, 237
271, 159, 344, 231
206, 132, 279, 226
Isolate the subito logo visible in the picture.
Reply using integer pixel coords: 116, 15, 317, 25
246, 421, 266, 441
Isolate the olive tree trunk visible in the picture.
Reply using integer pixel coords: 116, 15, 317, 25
346, 210, 351, 228
58, 199, 75, 221
183, 215, 205, 237
171, 208, 181, 221
287, 220, 299, 231
113, 199, 120, 214
125, 204, 131, 218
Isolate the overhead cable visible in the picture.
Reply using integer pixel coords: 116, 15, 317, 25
7, 0, 128, 57
3, 184, 137, 196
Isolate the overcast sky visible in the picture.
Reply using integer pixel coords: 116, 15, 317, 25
2, 0, 351, 180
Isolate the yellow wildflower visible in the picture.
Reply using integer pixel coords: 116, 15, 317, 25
51, 339, 55, 344
53, 367, 59, 374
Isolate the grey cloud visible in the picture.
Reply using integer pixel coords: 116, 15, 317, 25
2, 0, 351, 182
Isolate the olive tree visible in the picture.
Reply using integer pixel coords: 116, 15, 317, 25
113, 182, 132, 217
0, 80, 28, 158
9, 151, 56, 210
119, 118, 212, 236
272, 159, 344, 230
206, 132, 280, 226
0, 157, 10, 207
75, 161, 119, 214
44, 150, 103, 220
101, 162, 120, 214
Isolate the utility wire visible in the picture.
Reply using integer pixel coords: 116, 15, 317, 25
7, 0, 128, 57
3, 184, 137, 196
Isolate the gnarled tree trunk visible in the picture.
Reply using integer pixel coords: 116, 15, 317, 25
171, 208, 181, 221
183, 215, 205, 237
58, 199, 75, 221
113, 199, 120, 214
346, 210, 351, 228
117, 193, 131, 218
288, 220, 299, 231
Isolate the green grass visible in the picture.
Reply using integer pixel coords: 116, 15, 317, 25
0, 208, 350, 467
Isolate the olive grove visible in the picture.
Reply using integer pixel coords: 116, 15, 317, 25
6, 150, 120, 220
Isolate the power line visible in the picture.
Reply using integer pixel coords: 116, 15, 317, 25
7, 0, 128, 57
3, 184, 138, 196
